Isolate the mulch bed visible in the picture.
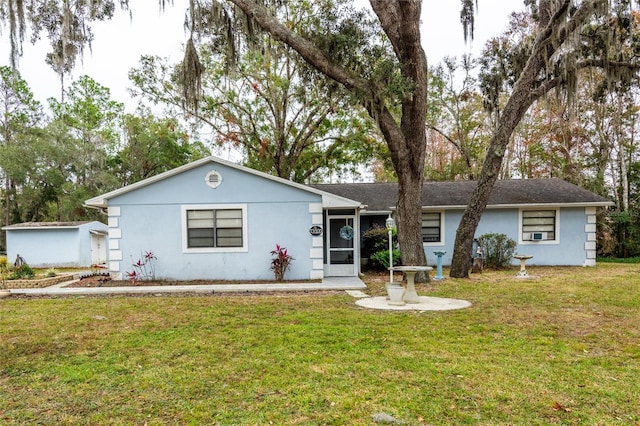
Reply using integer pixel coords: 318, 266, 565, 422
65, 275, 323, 288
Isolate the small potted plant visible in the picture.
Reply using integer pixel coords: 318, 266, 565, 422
270, 244, 293, 282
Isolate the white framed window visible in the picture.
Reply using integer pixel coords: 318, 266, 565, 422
520, 208, 559, 244
422, 211, 444, 245
182, 204, 248, 253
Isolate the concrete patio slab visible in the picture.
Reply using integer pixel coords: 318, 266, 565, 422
355, 296, 472, 311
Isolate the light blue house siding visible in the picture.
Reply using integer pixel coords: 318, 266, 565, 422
102, 161, 327, 281
423, 206, 598, 266
3, 221, 108, 268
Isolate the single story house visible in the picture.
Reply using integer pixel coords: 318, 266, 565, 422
2, 221, 108, 268
84, 156, 612, 281
314, 179, 614, 267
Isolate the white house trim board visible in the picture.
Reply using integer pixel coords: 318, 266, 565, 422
308, 203, 323, 214
310, 247, 323, 259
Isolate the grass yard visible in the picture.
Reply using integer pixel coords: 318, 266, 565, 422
1, 263, 639, 425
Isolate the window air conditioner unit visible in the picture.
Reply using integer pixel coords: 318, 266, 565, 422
531, 232, 546, 241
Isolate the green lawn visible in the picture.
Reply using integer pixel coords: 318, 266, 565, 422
1, 264, 639, 425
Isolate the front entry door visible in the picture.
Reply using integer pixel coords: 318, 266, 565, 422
326, 216, 356, 276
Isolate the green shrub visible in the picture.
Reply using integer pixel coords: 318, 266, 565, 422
479, 233, 517, 269
597, 256, 640, 264
7, 263, 35, 280
46, 268, 58, 277
362, 226, 394, 257
369, 249, 401, 272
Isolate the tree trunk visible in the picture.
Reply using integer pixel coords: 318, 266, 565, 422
228, 0, 429, 280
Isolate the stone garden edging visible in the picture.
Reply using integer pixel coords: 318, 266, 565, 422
4, 273, 76, 289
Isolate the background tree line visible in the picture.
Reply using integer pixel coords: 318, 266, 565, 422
2, 0, 640, 264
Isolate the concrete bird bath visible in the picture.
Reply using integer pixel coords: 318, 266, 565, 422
513, 254, 533, 277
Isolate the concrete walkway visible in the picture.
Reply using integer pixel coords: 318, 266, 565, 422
8, 276, 367, 297
7, 276, 472, 311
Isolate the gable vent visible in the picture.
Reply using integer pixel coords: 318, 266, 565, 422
205, 170, 223, 189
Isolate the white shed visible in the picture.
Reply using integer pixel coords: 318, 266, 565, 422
2, 221, 108, 268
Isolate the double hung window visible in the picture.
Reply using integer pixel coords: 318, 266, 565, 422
183, 204, 247, 252
522, 210, 557, 241
422, 212, 442, 243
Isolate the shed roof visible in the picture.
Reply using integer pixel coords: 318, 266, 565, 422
2, 221, 102, 230
312, 178, 614, 213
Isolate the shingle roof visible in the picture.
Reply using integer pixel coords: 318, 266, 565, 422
312, 178, 613, 212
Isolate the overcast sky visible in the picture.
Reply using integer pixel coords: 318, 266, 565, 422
1, 1, 523, 112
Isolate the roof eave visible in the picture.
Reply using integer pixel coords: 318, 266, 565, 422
421, 201, 615, 210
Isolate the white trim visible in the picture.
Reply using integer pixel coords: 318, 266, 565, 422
181, 204, 248, 253
309, 203, 323, 214
108, 206, 121, 216
109, 250, 123, 261
109, 228, 122, 239
108, 217, 119, 228
518, 208, 560, 245
310, 269, 324, 280
310, 247, 324, 259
